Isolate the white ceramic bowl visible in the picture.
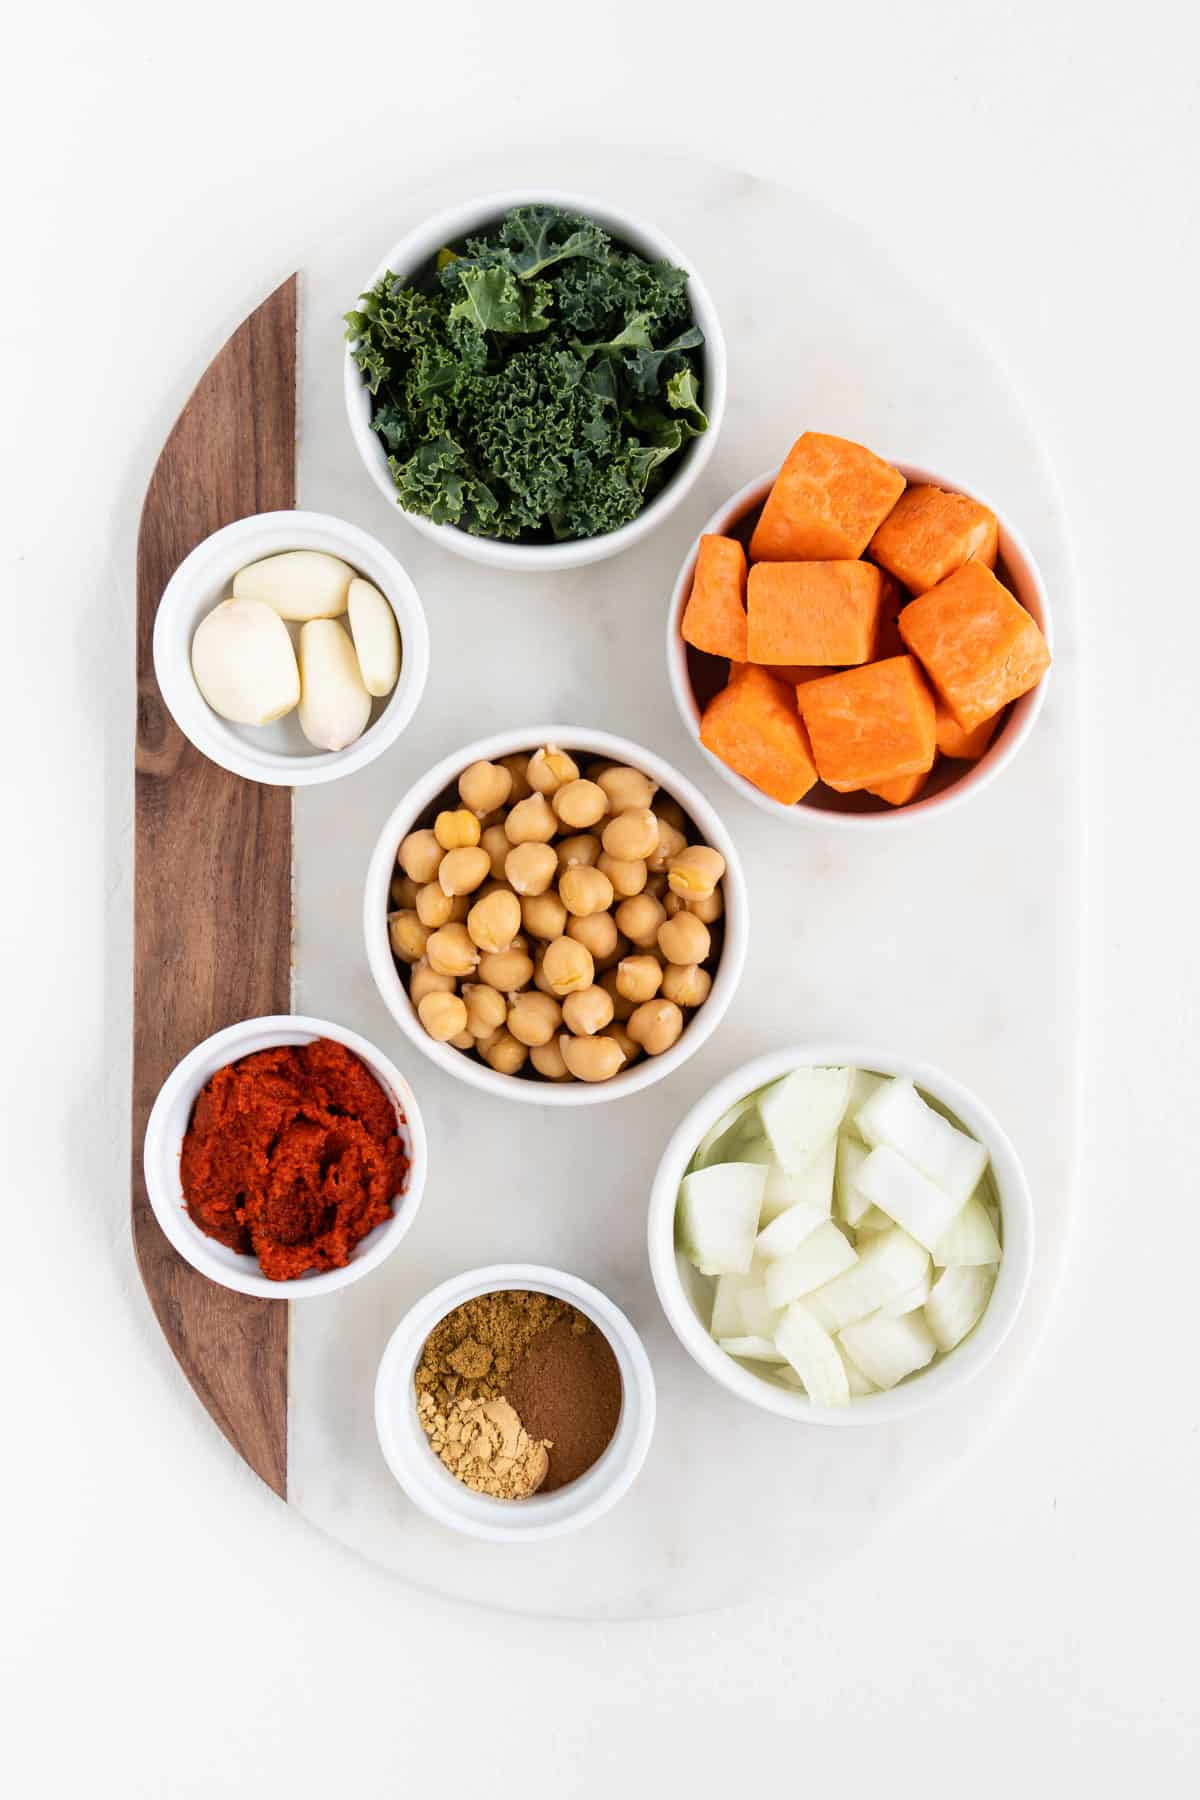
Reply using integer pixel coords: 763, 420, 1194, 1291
344, 188, 727, 571
666, 464, 1052, 828
154, 510, 430, 786
648, 1043, 1034, 1424
364, 725, 749, 1105
375, 1263, 655, 1541
143, 1015, 428, 1299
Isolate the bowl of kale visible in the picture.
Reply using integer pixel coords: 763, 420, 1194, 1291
343, 191, 726, 571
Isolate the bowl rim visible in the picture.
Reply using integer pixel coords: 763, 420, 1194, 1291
362, 723, 749, 1106
142, 1013, 429, 1298
342, 186, 728, 571
647, 1041, 1035, 1425
374, 1262, 657, 1542
665, 461, 1053, 828
153, 509, 431, 788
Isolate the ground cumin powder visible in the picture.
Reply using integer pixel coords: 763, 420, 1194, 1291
415, 1289, 622, 1500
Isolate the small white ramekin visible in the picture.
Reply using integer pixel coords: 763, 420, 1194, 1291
375, 1263, 656, 1541
154, 510, 430, 787
666, 463, 1052, 829
363, 725, 749, 1106
343, 188, 727, 572
143, 1015, 428, 1299
647, 1043, 1034, 1425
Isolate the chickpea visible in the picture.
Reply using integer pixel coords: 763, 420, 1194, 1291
467, 888, 522, 955
596, 765, 656, 813
602, 808, 660, 863
477, 945, 534, 992
435, 808, 481, 851
463, 983, 507, 1038
552, 778, 608, 830
627, 997, 684, 1056
507, 990, 563, 1048
595, 931, 629, 974
562, 984, 614, 1036
417, 990, 468, 1043
661, 962, 712, 1008
686, 886, 724, 925
458, 759, 512, 816
505, 793, 557, 845
438, 846, 491, 896
597, 851, 647, 899
480, 824, 511, 880
505, 842, 558, 896
426, 922, 479, 977
531, 1038, 572, 1082
601, 1020, 640, 1066
388, 910, 430, 964
527, 744, 579, 795
542, 935, 594, 996
409, 958, 455, 1005
482, 1030, 528, 1076
599, 966, 635, 1022
397, 829, 443, 885
416, 881, 456, 929
498, 753, 532, 803
532, 948, 557, 996
653, 795, 687, 833
474, 1026, 504, 1057
390, 872, 419, 910
643, 870, 669, 900
448, 1029, 476, 1051
658, 911, 711, 966
560, 1033, 626, 1083
646, 820, 687, 873
556, 833, 601, 873
615, 893, 666, 950
567, 911, 618, 962
522, 890, 568, 940
616, 954, 663, 1003
667, 844, 726, 902
559, 864, 614, 918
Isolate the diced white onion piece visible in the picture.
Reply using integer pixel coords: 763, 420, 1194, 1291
758, 1067, 852, 1170
853, 1205, 894, 1235
760, 1136, 836, 1223
857, 1146, 965, 1252
191, 598, 300, 726
844, 1069, 886, 1139
837, 1340, 878, 1395
718, 1335, 788, 1363
755, 1200, 829, 1261
835, 1134, 872, 1226
677, 1163, 767, 1275
764, 1223, 857, 1308
233, 549, 354, 619
857, 1079, 988, 1207
297, 619, 372, 751
774, 1304, 850, 1405
925, 1264, 996, 1352
737, 1274, 780, 1340
839, 1310, 937, 1390
691, 1092, 762, 1170
346, 578, 400, 696
797, 1226, 929, 1333
709, 1271, 755, 1339
881, 1268, 933, 1316
932, 1193, 1002, 1267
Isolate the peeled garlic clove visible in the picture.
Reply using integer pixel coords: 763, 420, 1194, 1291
298, 619, 372, 751
191, 598, 300, 726
346, 577, 401, 697
232, 550, 354, 620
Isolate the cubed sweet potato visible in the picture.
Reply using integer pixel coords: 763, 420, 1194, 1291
875, 572, 907, 659
867, 766, 933, 806
899, 562, 1050, 731
870, 485, 998, 594
796, 656, 937, 793
749, 432, 906, 562
747, 561, 884, 666
700, 664, 818, 805
935, 696, 1000, 760
681, 534, 748, 661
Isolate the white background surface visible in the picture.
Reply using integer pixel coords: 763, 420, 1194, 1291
2, 0, 1197, 1791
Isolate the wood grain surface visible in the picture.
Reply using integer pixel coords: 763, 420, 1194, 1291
131, 276, 297, 1498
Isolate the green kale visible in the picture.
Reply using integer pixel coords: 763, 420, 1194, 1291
345, 203, 707, 543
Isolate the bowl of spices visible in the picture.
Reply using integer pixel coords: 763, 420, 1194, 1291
143, 1015, 427, 1297
374, 1265, 655, 1540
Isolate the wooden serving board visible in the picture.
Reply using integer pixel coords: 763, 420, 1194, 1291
131, 276, 297, 1498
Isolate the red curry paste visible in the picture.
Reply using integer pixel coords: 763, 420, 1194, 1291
180, 1039, 407, 1281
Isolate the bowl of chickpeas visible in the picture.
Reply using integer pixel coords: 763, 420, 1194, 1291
363, 727, 748, 1103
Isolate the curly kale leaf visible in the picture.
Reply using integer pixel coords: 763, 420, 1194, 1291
448, 266, 554, 336
455, 204, 611, 281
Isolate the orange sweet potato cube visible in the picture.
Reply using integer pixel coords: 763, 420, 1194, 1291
867, 765, 934, 806
796, 656, 937, 793
899, 562, 1050, 731
747, 561, 884, 666
870, 485, 998, 594
681, 534, 748, 661
749, 432, 906, 562
700, 664, 819, 805
935, 696, 1000, 760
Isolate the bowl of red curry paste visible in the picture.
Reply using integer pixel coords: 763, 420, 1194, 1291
143, 1015, 427, 1297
